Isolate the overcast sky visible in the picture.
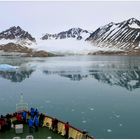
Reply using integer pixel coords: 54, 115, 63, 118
0, 1, 140, 37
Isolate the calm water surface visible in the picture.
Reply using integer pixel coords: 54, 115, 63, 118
0, 55, 140, 138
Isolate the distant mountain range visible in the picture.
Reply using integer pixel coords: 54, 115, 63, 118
1, 59, 140, 90
0, 18, 140, 56
41, 28, 91, 40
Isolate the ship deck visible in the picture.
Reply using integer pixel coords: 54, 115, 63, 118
0, 124, 65, 139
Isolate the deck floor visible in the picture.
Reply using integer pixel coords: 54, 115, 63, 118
0, 125, 65, 139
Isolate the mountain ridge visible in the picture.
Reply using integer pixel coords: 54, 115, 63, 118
0, 18, 140, 56
0, 26, 36, 41
86, 18, 140, 51
41, 27, 91, 40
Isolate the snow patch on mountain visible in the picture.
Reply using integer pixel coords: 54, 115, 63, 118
0, 39, 36, 49
128, 23, 140, 29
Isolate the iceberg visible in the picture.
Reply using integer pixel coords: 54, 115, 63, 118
0, 64, 18, 71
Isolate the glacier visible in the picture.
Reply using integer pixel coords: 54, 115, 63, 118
34, 38, 122, 55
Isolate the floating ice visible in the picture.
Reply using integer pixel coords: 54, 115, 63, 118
119, 123, 123, 127
0, 64, 18, 71
115, 114, 120, 118
82, 120, 87, 123
81, 112, 85, 114
45, 100, 51, 104
71, 109, 75, 112
107, 129, 112, 132
90, 108, 94, 111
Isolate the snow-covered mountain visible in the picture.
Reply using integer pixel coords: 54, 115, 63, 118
87, 18, 140, 51
0, 26, 54, 57
41, 28, 91, 40
0, 26, 36, 47
1, 18, 140, 56
0, 26, 35, 41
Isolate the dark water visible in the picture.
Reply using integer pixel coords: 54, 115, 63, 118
0, 55, 140, 138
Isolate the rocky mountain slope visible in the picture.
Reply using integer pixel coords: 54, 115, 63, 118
0, 26, 55, 57
41, 28, 91, 40
0, 43, 54, 57
86, 18, 140, 52
0, 26, 35, 41
0, 26, 36, 46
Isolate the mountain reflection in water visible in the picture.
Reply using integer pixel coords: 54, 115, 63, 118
0, 56, 140, 90
0, 56, 35, 82
0, 69, 34, 82
43, 59, 140, 91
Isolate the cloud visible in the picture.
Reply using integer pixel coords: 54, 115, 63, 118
0, 1, 140, 37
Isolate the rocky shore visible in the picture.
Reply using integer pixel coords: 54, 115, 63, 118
0, 43, 54, 57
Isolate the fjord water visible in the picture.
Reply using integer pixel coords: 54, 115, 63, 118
0, 55, 140, 138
